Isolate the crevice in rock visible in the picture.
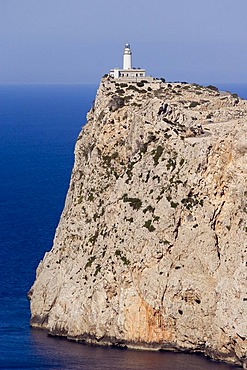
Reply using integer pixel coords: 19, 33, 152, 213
174, 216, 181, 240
211, 201, 225, 261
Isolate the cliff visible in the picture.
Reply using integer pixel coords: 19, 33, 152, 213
29, 77, 247, 367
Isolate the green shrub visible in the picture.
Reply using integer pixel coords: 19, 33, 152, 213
179, 158, 185, 166
121, 255, 130, 265
153, 215, 160, 222
89, 231, 99, 245
122, 194, 142, 210
88, 193, 94, 201
143, 219, 155, 232
143, 205, 155, 214
126, 85, 146, 93
85, 255, 96, 269
160, 239, 170, 245
115, 250, 130, 265
181, 193, 203, 210
102, 151, 118, 166
166, 158, 176, 171
140, 142, 148, 154
137, 82, 145, 87
206, 85, 219, 92
94, 264, 101, 276
116, 88, 125, 95
189, 101, 200, 108
124, 95, 133, 103
153, 145, 164, 166
77, 195, 83, 204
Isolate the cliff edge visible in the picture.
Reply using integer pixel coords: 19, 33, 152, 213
29, 77, 247, 367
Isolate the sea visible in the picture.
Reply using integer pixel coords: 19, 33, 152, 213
0, 82, 246, 370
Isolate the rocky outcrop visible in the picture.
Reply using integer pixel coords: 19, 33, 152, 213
29, 77, 247, 367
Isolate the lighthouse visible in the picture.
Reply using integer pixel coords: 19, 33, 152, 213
110, 43, 146, 79
123, 43, 132, 69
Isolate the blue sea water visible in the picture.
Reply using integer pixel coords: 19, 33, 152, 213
0, 83, 245, 370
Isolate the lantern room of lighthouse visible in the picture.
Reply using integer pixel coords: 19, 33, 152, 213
123, 43, 132, 70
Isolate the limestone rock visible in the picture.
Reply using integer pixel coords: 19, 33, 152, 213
29, 77, 247, 367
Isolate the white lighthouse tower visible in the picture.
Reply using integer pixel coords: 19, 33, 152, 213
110, 43, 146, 79
123, 43, 132, 69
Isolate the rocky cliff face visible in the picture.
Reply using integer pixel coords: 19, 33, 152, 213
29, 77, 247, 367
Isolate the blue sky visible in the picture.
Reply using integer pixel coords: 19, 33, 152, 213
1, 0, 247, 84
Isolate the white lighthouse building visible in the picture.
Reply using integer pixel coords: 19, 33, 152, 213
123, 43, 132, 69
110, 43, 146, 79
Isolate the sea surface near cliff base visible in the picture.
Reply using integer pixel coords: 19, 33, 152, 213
30, 328, 242, 370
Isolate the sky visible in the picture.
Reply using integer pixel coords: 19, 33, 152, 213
0, 0, 247, 84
